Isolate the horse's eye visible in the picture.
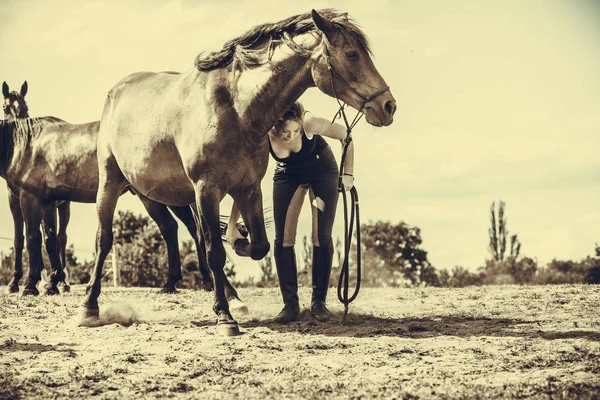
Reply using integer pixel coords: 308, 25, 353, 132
345, 51, 359, 60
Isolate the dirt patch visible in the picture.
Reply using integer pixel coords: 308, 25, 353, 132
1, 285, 599, 399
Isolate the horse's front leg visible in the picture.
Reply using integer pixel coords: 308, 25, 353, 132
19, 193, 43, 296
194, 181, 240, 336
185, 205, 248, 314
6, 191, 24, 294
41, 203, 66, 295
230, 185, 270, 261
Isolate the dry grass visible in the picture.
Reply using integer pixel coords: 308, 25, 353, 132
0, 284, 599, 399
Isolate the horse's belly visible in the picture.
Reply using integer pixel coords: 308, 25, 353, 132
116, 145, 196, 207
134, 177, 196, 206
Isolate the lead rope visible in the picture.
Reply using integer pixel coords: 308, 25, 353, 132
324, 47, 363, 324
336, 131, 362, 324
321, 40, 390, 323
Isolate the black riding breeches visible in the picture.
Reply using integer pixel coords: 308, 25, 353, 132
272, 145, 339, 248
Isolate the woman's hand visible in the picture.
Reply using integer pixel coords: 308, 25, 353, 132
225, 223, 244, 247
341, 174, 354, 192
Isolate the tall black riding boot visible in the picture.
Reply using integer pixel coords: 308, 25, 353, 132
273, 245, 300, 323
311, 241, 334, 322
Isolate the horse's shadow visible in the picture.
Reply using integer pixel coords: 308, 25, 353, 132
225, 311, 600, 342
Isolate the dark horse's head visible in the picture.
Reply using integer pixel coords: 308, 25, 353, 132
2, 81, 29, 119
309, 10, 396, 127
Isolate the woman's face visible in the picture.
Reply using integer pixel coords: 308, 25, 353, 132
276, 119, 302, 143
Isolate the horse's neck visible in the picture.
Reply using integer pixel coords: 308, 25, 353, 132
234, 35, 319, 140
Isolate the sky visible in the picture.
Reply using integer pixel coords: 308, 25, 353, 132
1, 0, 599, 280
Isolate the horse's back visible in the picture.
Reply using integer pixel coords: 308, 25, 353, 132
5, 117, 100, 202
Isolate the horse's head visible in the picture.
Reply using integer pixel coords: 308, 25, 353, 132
2, 81, 29, 119
310, 10, 396, 127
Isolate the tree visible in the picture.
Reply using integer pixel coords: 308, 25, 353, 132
484, 200, 537, 284
111, 210, 237, 288
257, 252, 277, 287
115, 217, 167, 287
297, 235, 311, 287
489, 200, 521, 262
359, 220, 438, 286
441, 266, 484, 288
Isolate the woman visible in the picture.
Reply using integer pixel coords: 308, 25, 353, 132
227, 101, 354, 323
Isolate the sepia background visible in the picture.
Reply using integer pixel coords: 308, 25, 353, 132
1, 0, 599, 280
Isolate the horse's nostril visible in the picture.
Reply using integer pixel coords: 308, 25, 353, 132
384, 100, 396, 116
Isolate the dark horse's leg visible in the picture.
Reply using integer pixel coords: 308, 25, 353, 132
136, 194, 183, 294
41, 203, 66, 295
81, 156, 126, 317
194, 182, 239, 336
57, 201, 71, 292
19, 193, 43, 296
168, 205, 214, 292
6, 191, 24, 294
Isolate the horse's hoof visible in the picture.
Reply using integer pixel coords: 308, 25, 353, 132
6, 284, 19, 294
216, 312, 240, 336
233, 239, 252, 257
61, 284, 71, 293
77, 306, 100, 327
79, 306, 99, 319
160, 286, 178, 294
44, 286, 60, 296
250, 242, 270, 261
229, 298, 249, 314
216, 321, 241, 336
21, 287, 40, 296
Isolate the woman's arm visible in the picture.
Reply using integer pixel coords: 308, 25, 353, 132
305, 112, 355, 190
225, 202, 244, 246
303, 112, 347, 141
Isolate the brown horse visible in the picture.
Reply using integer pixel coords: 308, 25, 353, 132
83, 9, 396, 335
2, 81, 73, 293
0, 117, 251, 300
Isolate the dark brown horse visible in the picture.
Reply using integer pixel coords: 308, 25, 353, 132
2, 81, 73, 293
0, 117, 255, 304
83, 9, 396, 335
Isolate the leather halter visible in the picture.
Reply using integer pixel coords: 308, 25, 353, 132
323, 41, 390, 135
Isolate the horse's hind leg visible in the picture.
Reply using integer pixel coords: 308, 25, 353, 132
168, 205, 213, 292
19, 194, 44, 296
57, 201, 71, 292
41, 204, 65, 296
81, 159, 126, 318
137, 196, 182, 294
6, 191, 24, 294
194, 182, 239, 336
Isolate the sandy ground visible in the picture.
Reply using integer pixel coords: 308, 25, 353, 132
1, 284, 599, 399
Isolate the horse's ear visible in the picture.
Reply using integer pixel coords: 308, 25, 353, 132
333, 13, 349, 23
2, 82, 9, 98
20, 81, 28, 97
311, 9, 337, 38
